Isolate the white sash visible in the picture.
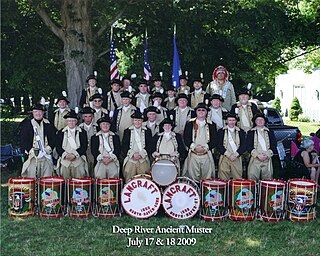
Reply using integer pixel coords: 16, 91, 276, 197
103, 134, 112, 153
240, 106, 250, 128
258, 129, 267, 151
67, 129, 78, 150
134, 128, 143, 151
211, 110, 223, 129
228, 130, 238, 153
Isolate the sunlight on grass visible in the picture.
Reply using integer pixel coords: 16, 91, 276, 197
245, 238, 261, 247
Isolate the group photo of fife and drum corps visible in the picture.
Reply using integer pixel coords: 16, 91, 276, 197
9, 65, 319, 222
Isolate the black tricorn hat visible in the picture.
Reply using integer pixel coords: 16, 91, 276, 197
97, 115, 111, 125
80, 107, 95, 115
194, 102, 209, 112
144, 106, 161, 115
109, 79, 122, 86
210, 94, 224, 102
120, 91, 133, 99
166, 85, 176, 92
89, 93, 104, 101
252, 112, 268, 123
175, 93, 189, 104
64, 110, 79, 120
238, 87, 252, 97
86, 74, 97, 83
151, 92, 164, 100
224, 113, 239, 121
31, 104, 46, 111
160, 118, 175, 127
130, 110, 144, 119
179, 75, 188, 80
137, 79, 149, 86
56, 96, 70, 104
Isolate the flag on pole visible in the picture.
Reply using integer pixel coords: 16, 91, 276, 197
172, 26, 182, 88
110, 27, 120, 80
143, 29, 152, 82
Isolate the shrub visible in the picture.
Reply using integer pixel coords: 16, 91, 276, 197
298, 116, 310, 122
289, 97, 303, 121
272, 97, 282, 113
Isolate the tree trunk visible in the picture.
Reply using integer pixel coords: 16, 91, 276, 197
61, 0, 95, 108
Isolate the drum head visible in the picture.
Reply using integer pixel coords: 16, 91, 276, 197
151, 159, 177, 186
121, 177, 161, 219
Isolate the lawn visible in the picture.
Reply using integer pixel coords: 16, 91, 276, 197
284, 119, 320, 137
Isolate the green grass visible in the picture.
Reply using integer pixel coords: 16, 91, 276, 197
1, 169, 320, 256
283, 119, 320, 137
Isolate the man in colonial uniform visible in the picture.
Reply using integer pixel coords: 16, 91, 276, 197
189, 77, 210, 109
79, 74, 101, 108
51, 94, 70, 131
56, 110, 88, 179
122, 110, 153, 183
177, 75, 191, 95
134, 79, 151, 113
247, 113, 277, 181
169, 93, 195, 136
111, 91, 137, 141
21, 104, 55, 178
205, 65, 236, 111
106, 79, 122, 114
217, 113, 246, 179
90, 93, 108, 125
151, 75, 165, 94
143, 106, 161, 137
151, 92, 168, 123
120, 75, 135, 94
152, 118, 186, 173
183, 103, 217, 181
91, 116, 121, 178
164, 85, 176, 111
207, 94, 229, 130
230, 88, 259, 133
78, 107, 97, 177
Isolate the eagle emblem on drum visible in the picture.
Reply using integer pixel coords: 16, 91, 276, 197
9, 187, 31, 213
204, 190, 223, 215
98, 187, 116, 213
235, 188, 254, 214
41, 188, 60, 214
71, 188, 89, 213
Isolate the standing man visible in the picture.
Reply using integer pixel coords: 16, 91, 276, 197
21, 104, 55, 178
217, 113, 246, 180
230, 88, 259, 133
170, 93, 195, 136
91, 116, 121, 178
164, 85, 176, 111
51, 93, 70, 131
177, 75, 191, 95
79, 74, 101, 108
121, 110, 153, 183
189, 77, 210, 109
205, 65, 236, 111
90, 93, 108, 125
247, 113, 277, 181
78, 107, 97, 177
106, 79, 122, 114
120, 75, 135, 94
183, 103, 217, 181
151, 76, 165, 94
56, 110, 88, 179
207, 94, 229, 130
143, 106, 161, 137
134, 79, 151, 113
151, 92, 168, 123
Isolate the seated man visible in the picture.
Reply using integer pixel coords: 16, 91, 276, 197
121, 110, 153, 183
217, 113, 246, 180
21, 104, 55, 178
56, 110, 88, 179
247, 113, 277, 181
91, 115, 121, 178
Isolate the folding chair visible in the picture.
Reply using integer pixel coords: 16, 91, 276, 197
0, 144, 24, 171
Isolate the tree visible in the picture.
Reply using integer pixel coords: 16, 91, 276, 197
272, 97, 282, 113
289, 97, 303, 121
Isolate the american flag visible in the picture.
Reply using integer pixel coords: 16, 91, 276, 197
143, 38, 152, 82
110, 40, 120, 80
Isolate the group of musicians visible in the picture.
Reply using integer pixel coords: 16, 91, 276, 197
20, 65, 277, 184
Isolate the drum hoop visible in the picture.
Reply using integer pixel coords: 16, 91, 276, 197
96, 178, 122, 185
201, 178, 228, 187
39, 176, 65, 185
9, 177, 36, 184
288, 179, 317, 187
229, 179, 256, 186
68, 178, 94, 185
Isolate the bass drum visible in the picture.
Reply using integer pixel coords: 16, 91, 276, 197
151, 156, 178, 186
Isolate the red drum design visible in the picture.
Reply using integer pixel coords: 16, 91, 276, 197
162, 177, 200, 220
229, 179, 256, 221
287, 179, 317, 222
200, 179, 228, 221
95, 178, 122, 218
258, 180, 286, 222
151, 156, 178, 186
38, 176, 65, 218
67, 178, 94, 218
121, 175, 161, 219
8, 177, 36, 218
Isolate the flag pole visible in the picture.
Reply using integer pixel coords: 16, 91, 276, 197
110, 25, 113, 43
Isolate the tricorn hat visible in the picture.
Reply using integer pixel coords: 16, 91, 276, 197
80, 107, 95, 115
97, 115, 111, 125
64, 110, 79, 120
130, 110, 144, 119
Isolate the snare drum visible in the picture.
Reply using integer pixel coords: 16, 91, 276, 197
151, 156, 178, 186
200, 179, 228, 221
95, 178, 122, 218
258, 180, 286, 222
287, 179, 317, 222
38, 176, 65, 218
8, 177, 36, 218
229, 179, 256, 221
162, 177, 200, 220
67, 178, 94, 218
121, 174, 161, 219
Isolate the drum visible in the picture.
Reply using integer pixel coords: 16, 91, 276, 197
121, 174, 161, 219
151, 156, 178, 186
258, 180, 286, 222
200, 179, 228, 221
8, 177, 36, 218
229, 179, 256, 221
67, 178, 94, 218
95, 178, 122, 218
287, 179, 317, 222
38, 176, 65, 218
162, 177, 200, 220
